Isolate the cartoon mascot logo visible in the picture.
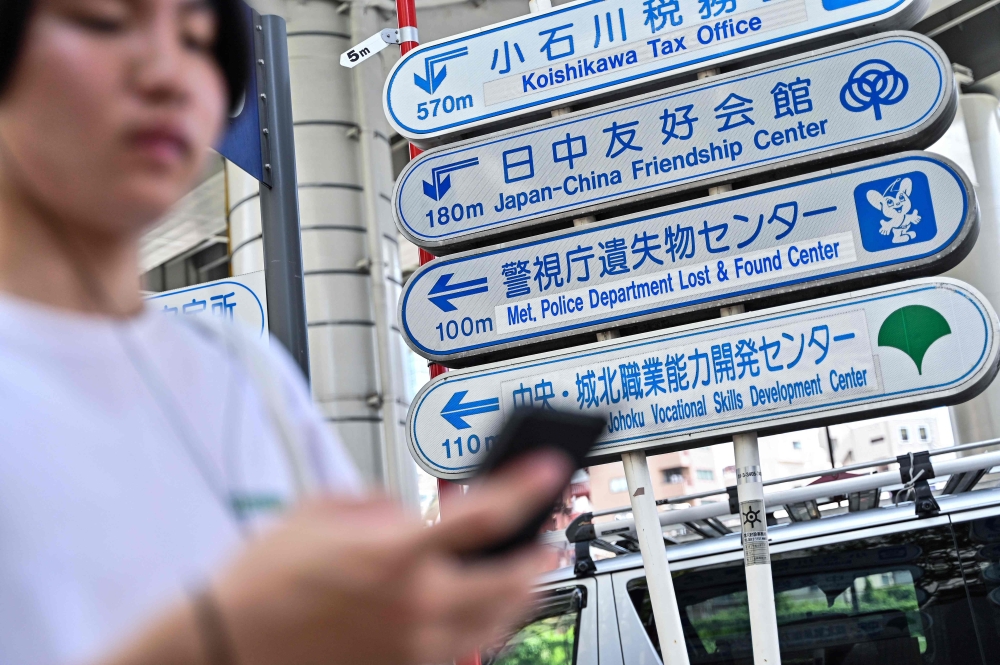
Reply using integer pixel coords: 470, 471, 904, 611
865, 176, 921, 244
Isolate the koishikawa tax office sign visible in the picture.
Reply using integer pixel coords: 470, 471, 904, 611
400, 153, 977, 364
407, 279, 1000, 480
384, 0, 929, 143
394, 33, 955, 252
145, 271, 268, 338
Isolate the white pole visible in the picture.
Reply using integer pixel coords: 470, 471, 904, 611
622, 450, 692, 665
944, 93, 1000, 446
733, 431, 782, 664
595, 326, 690, 663
710, 152, 781, 663
722, 303, 781, 665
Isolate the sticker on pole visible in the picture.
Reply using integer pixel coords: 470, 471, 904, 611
393, 33, 955, 252
400, 152, 977, 365
406, 278, 1000, 480
384, 0, 930, 143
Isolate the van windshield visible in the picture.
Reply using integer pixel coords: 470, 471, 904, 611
628, 524, 982, 664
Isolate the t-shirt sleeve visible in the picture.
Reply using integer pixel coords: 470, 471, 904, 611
263, 341, 364, 496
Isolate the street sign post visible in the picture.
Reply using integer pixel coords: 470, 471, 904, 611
216, 8, 309, 379
146, 271, 269, 338
393, 33, 955, 253
384, 0, 930, 144
400, 152, 978, 364
406, 277, 999, 480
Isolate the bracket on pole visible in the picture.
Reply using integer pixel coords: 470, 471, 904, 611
897, 451, 940, 517
566, 512, 597, 577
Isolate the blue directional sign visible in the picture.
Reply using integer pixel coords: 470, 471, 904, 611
392, 33, 955, 253
384, 0, 930, 144
407, 278, 1000, 480
399, 152, 977, 365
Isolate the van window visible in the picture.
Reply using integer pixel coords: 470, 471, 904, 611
952, 515, 1000, 662
628, 524, 981, 664
483, 586, 584, 665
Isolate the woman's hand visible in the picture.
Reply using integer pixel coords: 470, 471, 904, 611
103, 450, 571, 665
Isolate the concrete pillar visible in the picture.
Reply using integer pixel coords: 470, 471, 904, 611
226, 0, 417, 502
350, 0, 420, 506
941, 94, 1000, 445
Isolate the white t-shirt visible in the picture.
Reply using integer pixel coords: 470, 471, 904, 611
0, 294, 361, 665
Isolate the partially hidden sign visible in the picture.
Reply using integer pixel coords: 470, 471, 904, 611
146, 271, 268, 338
400, 152, 978, 365
393, 33, 955, 252
407, 278, 999, 479
384, 0, 930, 143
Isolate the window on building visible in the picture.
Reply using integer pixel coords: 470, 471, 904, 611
919, 426, 929, 442
900, 428, 909, 442
871, 436, 885, 445
609, 477, 628, 493
141, 239, 229, 292
696, 470, 714, 481
792, 441, 802, 450
662, 468, 685, 484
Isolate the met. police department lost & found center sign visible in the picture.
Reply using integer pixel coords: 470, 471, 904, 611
400, 152, 977, 364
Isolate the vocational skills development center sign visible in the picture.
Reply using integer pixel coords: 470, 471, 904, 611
400, 152, 978, 364
383, 0, 929, 142
393, 33, 954, 251
407, 279, 1000, 480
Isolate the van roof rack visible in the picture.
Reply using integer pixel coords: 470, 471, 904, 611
548, 437, 1000, 573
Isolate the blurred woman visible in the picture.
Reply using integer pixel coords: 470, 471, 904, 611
0, 0, 568, 662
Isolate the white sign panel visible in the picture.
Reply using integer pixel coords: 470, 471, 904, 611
400, 153, 977, 364
407, 278, 999, 479
384, 0, 930, 143
146, 271, 268, 338
393, 33, 954, 252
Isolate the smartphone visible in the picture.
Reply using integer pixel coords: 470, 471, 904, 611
472, 408, 606, 557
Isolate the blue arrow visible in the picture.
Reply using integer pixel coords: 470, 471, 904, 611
413, 48, 468, 95
427, 273, 489, 312
441, 390, 500, 429
422, 158, 480, 201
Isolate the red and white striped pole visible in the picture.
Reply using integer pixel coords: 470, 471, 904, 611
394, 3, 479, 664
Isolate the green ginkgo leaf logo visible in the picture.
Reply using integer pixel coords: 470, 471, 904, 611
877, 305, 951, 375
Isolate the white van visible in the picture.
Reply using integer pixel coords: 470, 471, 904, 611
484, 482, 1000, 665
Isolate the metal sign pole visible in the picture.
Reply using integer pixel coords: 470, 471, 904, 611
595, 326, 688, 663
710, 150, 781, 663
394, 5, 479, 665
721, 300, 781, 665
622, 449, 691, 665
256, 14, 310, 379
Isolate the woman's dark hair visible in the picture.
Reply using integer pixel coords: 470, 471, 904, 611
0, 0, 249, 111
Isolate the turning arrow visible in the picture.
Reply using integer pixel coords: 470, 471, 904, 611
413, 48, 469, 95
427, 273, 489, 312
440, 390, 500, 429
422, 157, 480, 201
